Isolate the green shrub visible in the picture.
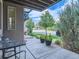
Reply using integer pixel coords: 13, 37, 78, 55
40, 35, 46, 39
31, 32, 62, 43
55, 40, 61, 45
36, 35, 40, 39
46, 34, 52, 41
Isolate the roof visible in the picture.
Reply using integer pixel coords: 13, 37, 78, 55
4, 0, 61, 11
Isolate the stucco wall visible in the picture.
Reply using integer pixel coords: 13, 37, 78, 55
3, 1, 24, 41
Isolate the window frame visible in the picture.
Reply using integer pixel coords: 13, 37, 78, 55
7, 6, 16, 30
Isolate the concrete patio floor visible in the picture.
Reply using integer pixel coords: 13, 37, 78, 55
26, 36, 79, 59
0, 35, 79, 59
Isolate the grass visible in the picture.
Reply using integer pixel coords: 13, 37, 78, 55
30, 32, 63, 46
30, 32, 62, 43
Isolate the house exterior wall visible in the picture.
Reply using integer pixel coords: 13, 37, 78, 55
0, 3, 1, 29
3, 1, 24, 41
0, 1, 3, 38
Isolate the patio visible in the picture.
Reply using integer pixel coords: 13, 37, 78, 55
0, 36, 79, 59
0, 0, 61, 59
0, 0, 79, 59
26, 35, 79, 59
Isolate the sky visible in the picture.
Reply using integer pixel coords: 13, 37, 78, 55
28, 0, 77, 24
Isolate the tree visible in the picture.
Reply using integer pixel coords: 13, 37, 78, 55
39, 11, 55, 38
58, 1, 79, 51
26, 18, 34, 35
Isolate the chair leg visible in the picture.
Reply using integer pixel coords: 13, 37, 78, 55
2, 49, 6, 59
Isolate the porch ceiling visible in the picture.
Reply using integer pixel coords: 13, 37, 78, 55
4, 0, 61, 11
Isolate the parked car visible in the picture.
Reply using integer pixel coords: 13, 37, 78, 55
56, 30, 61, 36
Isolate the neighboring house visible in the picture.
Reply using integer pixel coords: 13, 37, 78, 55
0, 0, 61, 41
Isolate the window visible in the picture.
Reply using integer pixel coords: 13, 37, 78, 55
8, 6, 16, 30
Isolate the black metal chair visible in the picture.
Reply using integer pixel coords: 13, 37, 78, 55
1, 36, 26, 59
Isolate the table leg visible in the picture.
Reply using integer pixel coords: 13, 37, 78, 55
2, 49, 5, 59
14, 47, 16, 59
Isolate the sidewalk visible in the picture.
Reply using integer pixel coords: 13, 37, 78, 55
26, 36, 79, 59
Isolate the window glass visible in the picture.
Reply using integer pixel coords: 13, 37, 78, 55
8, 6, 16, 30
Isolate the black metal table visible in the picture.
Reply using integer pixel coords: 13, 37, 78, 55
0, 40, 26, 59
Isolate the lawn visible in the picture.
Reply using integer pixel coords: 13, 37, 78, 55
30, 32, 62, 44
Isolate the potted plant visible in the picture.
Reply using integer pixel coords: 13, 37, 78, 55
40, 35, 45, 43
45, 34, 52, 46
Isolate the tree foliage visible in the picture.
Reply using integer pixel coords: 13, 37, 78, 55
39, 11, 54, 29
26, 18, 34, 34
39, 11, 55, 38
58, 1, 79, 50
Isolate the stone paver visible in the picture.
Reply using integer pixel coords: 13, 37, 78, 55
26, 36, 79, 59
